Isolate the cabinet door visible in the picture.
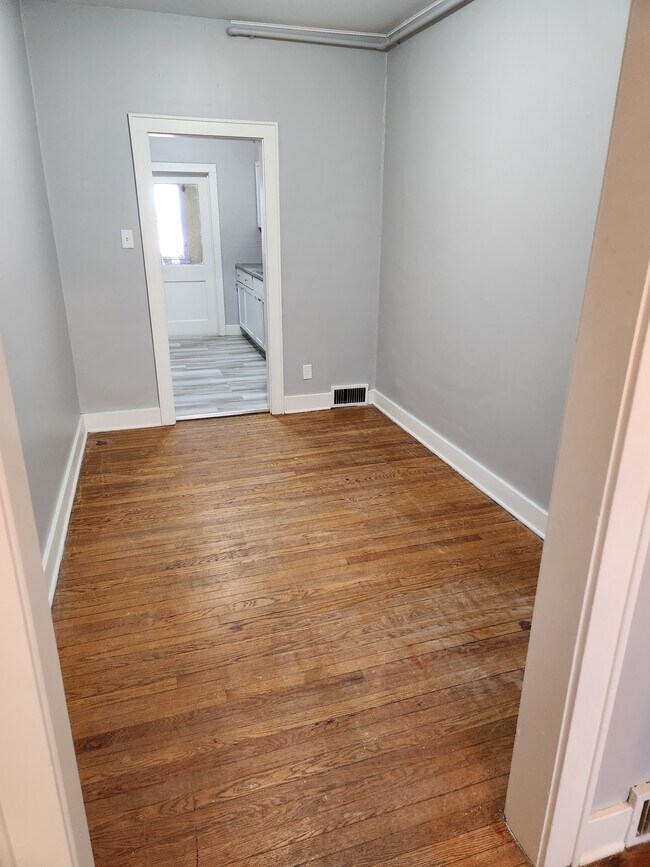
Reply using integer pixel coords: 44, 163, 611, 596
252, 277, 264, 299
238, 285, 265, 350
237, 285, 247, 331
236, 268, 253, 290
247, 293, 259, 345
255, 161, 264, 230
252, 295, 266, 350
244, 290, 256, 340
258, 298, 267, 350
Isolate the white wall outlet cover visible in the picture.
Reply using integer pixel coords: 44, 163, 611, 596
120, 229, 134, 249
303, 364, 312, 380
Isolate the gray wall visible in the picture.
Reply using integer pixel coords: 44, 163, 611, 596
21, 0, 386, 409
12, 0, 629, 523
376, 0, 630, 510
594, 545, 650, 810
0, 0, 80, 549
149, 135, 261, 326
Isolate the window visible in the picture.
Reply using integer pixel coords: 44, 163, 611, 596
153, 182, 203, 265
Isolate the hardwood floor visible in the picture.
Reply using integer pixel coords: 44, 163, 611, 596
53, 407, 541, 865
595, 844, 650, 865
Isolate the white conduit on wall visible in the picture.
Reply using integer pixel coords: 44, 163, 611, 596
226, 0, 473, 52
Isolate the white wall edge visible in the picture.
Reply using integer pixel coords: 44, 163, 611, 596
224, 324, 243, 336
283, 392, 331, 414
369, 389, 548, 538
83, 407, 162, 433
43, 415, 87, 606
578, 803, 633, 865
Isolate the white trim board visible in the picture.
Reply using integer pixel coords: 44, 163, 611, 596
0, 328, 94, 867
282, 388, 547, 535
224, 324, 243, 336
283, 392, 331, 414
370, 389, 548, 537
84, 407, 162, 432
45, 406, 164, 605
578, 804, 633, 865
42, 416, 87, 605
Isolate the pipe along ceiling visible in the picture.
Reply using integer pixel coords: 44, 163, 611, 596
227, 0, 473, 51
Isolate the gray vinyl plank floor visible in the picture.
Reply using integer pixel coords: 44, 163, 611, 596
170, 334, 268, 419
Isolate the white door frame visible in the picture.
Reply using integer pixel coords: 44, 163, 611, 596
505, 3, 650, 863
152, 162, 226, 337
129, 114, 284, 424
535, 271, 650, 867
567, 269, 650, 865
0, 339, 93, 866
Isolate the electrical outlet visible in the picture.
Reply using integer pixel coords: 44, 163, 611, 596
302, 364, 312, 380
120, 229, 134, 249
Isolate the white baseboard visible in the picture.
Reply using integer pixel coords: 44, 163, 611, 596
44, 406, 161, 604
579, 803, 633, 865
83, 407, 162, 433
43, 416, 87, 605
369, 389, 548, 538
224, 324, 242, 336
283, 392, 331, 414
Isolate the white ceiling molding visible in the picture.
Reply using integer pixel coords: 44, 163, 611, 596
227, 0, 473, 51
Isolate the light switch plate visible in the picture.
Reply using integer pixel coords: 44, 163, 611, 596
121, 229, 134, 249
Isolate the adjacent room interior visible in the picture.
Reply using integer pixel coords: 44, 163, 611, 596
150, 133, 269, 419
2, 0, 649, 865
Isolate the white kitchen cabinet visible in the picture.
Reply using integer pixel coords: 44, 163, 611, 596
236, 266, 266, 352
237, 281, 246, 328
255, 161, 264, 230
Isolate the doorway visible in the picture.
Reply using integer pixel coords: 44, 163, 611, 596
128, 114, 284, 425
151, 151, 268, 419
152, 166, 225, 339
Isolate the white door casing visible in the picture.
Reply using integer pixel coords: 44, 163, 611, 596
129, 116, 284, 425
0, 338, 93, 866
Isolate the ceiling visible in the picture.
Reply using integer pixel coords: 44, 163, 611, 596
43, 0, 431, 33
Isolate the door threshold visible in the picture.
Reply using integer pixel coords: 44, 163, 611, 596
175, 406, 269, 421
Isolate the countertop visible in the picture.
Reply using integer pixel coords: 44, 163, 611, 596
236, 263, 264, 280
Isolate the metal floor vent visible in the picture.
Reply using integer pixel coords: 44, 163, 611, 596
626, 782, 650, 847
637, 800, 650, 838
331, 385, 368, 408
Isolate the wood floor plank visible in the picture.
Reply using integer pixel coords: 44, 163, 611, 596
53, 407, 539, 865
76, 674, 523, 796
594, 842, 650, 865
